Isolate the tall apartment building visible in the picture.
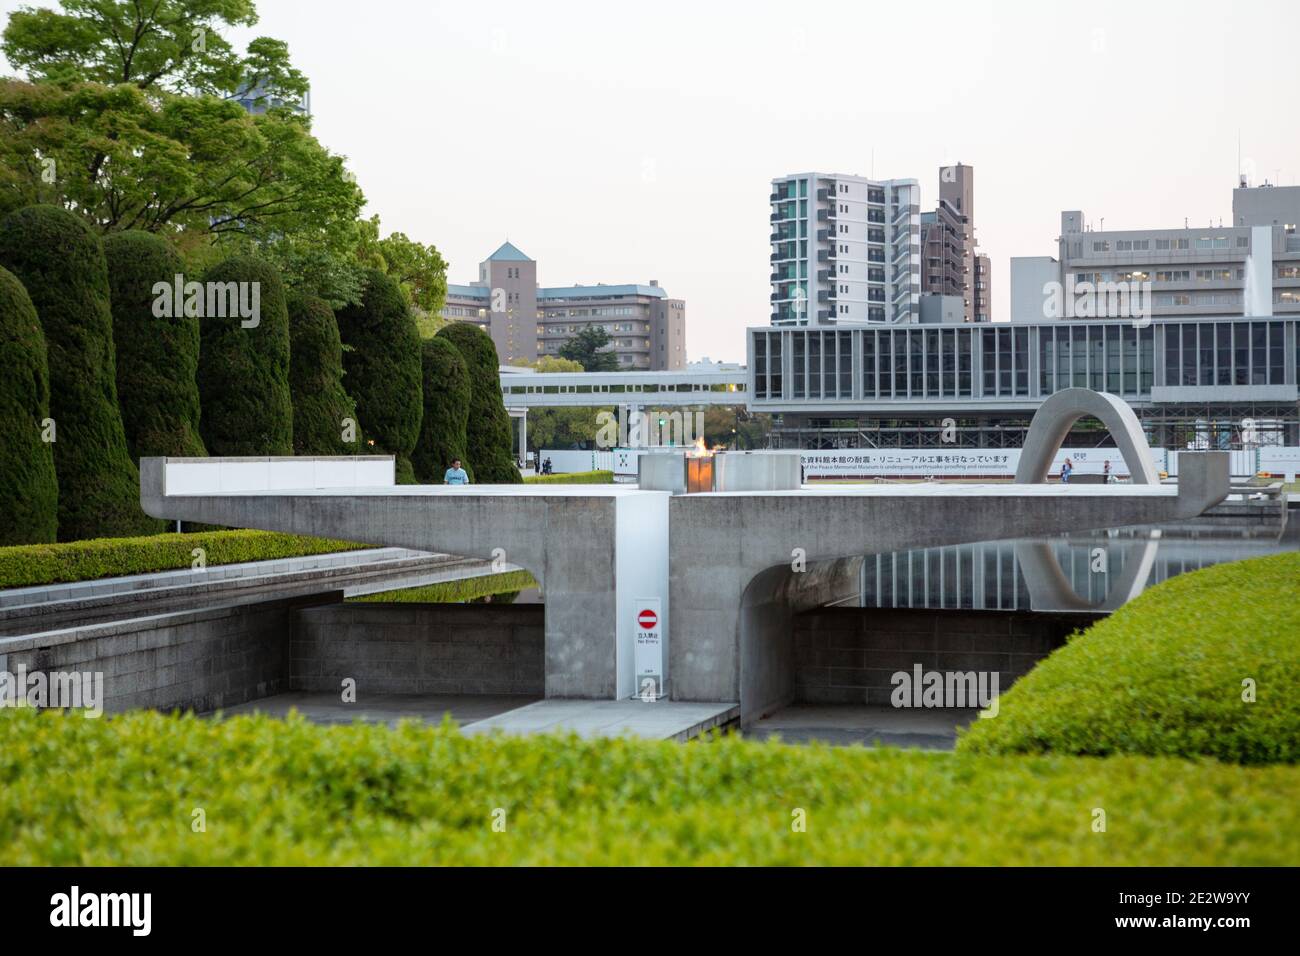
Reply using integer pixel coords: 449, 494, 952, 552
1010, 182, 1300, 322
918, 163, 991, 323
441, 242, 686, 369
770, 172, 921, 325
974, 252, 992, 322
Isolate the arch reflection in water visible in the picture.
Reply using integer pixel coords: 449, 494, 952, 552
850, 527, 1294, 614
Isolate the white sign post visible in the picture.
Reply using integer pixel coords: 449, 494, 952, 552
633, 598, 663, 701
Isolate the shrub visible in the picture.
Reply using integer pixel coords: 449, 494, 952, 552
196, 256, 292, 456
957, 552, 1300, 764
335, 269, 422, 482
523, 470, 612, 485
0, 530, 370, 589
102, 231, 205, 462
411, 335, 472, 483
287, 293, 360, 455
0, 205, 159, 540
0, 265, 57, 545
1, 708, 1298, 865
436, 322, 520, 483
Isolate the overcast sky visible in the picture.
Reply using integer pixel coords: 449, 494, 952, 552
4, 0, 1298, 361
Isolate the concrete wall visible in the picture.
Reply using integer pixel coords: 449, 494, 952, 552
0, 594, 337, 715
292, 604, 544, 697
792, 606, 1093, 705
739, 558, 862, 722
670, 454, 1226, 714
141, 459, 672, 701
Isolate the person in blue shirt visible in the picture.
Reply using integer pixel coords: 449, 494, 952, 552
444, 459, 469, 485
1060, 457, 1073, 484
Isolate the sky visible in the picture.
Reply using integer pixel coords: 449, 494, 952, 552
3, 0, 1298, 361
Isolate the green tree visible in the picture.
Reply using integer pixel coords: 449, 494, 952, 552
700, 406, 771, 450
0, 264, 58, 544
335, 269, 422, 482
436, 322, 520, 483
558, 325, 619, 371
411, 336, 472, 484
196, 255, 292, 455
0, 80, 364, 250
287, 293, 359, 456
353, 215, 448, 314
0, 204, 159, 539
2, 0, 300, 99
103, 230, 205, 462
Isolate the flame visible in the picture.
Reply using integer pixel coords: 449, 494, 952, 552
687, 436, 710, 458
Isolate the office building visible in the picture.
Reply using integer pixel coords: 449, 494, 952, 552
442, 242, 687, 369
1011, 182, 1300, 322
747, 315, 1298, 449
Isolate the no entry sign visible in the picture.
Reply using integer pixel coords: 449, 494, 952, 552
633, 598, 663, 700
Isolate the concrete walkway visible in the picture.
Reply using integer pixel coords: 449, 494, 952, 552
216, 693, 739, 742
744, 704, 981, 750
461, 699, 739, 742
219, 692, 533, 727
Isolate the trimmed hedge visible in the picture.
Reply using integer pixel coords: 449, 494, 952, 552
523, 470, 613, 484
412, 335, 472, 483
0, 530, 370, 589
1, 708, 1297, 865
436, 322, 520, 483
336, 269, 423, 483
957, 552, 1300, 764
196, 256, 293, 456
348, 569, 536, 604
102, 231, 205, 462
287, 293, 360, 455
0, 205, 159, 540
0, 265, 57, 545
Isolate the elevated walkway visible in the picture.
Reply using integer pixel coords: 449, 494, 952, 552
0, 548, 509, 637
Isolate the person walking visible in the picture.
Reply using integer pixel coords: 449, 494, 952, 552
1061, 457, 1073, 484
444, 458, 470, 485
1103, 459, 1112, 483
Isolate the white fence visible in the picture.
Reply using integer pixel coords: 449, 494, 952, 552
537, 450, 615, 475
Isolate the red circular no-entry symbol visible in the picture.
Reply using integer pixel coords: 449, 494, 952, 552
638, 609, 658, 630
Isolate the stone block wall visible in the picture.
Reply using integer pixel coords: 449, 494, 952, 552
792, 607, 1099, 706
290, 604, 545, 697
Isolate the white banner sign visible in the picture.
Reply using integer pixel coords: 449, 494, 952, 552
799, 447, 1171, 480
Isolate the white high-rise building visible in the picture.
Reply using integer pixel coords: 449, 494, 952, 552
770, 172, 921, 325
